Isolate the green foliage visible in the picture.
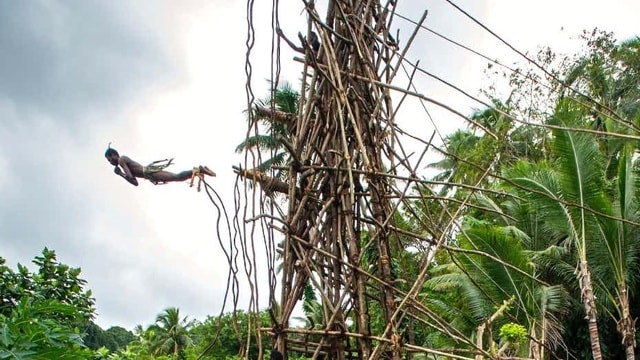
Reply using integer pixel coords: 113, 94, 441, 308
0, 296, 93, 359
0, 249, 96, 359
187, 310, 271, 360
429, 99, 546, 203
82, 322, 116, 351
236, 83, 299, 178
82, 323, 136, 352
109, 325, 156, 360
105, 326, 136, 351
0, 248, 94, 321
499, 323, 527, 344
147, 307, 194, 360
94, 346, 109, 359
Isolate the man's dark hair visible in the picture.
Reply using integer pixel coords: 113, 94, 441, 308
105, 147, 119, 158
270, 350, 283, 360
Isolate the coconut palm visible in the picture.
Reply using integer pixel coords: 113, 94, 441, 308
562, 34, 640, 177
563, 34, 640, 120
462, 100, 640, 359
148, 307, 194, 359
504, 100, 612, 359
236, 83, 299, 179
429, 100, 545, 201
431, 32, 640, 359
587, 145, 640, 359
426, 218, 569, 358
559, 37, 640, 359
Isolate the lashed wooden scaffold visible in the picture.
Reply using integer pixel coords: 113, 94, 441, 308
274, 0, 403, 357
215, 0, 640, 359
237, 1, 485, 359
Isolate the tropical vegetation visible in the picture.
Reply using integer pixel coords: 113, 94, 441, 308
2, 30, 639, 360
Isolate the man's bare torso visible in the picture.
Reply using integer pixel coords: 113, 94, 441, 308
118, 155, 145, 178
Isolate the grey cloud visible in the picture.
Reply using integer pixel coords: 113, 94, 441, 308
0, 123, 104, 263
0, 1, 190, 329
0, 0, 184, 258
0, 1, 180, 125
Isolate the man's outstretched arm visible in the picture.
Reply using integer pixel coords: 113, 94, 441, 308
114, 167, 139, 186
118, 157, 140, 186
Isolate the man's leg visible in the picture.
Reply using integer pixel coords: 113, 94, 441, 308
148, 170, 193, 183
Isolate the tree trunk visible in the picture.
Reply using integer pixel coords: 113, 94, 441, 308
624, 342, 636, 360
475, 297, 513, 360
529, 323, 541, 360
475, 324, 486, 360
616, 287, 636, 360
577, 261, 602, 360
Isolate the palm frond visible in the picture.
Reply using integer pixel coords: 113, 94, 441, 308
505, 162, 575, 247
551, 120, 607, 217
532, 284, 570, 349
235, 134, 283, 153
471, 193, 511, 226
256, 152, 287, 172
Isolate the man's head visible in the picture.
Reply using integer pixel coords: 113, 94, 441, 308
105, 147, 119, 166
270, 350, 283, 360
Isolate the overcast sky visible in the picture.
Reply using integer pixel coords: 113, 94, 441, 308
1, 0, 638, 330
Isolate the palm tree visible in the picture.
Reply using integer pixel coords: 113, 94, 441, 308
562, 34, 640, 176
505, 100, 610, 359
429, 32, 640, 359
293, 285, 324, 331
559, 38, 640, 359
429, 99, 545, 201
463, 100, 640, 359
563, 34, 640, 120
588, 145, 640, 359
236, 83, 299, 179
426, 219, 569, 358
148, 307, 194, 359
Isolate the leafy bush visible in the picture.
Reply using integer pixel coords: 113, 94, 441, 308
0, 248, 96, 358
499, 322, 527, 344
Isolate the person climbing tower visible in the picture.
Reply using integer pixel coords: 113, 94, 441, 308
105, 145, 215, 187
